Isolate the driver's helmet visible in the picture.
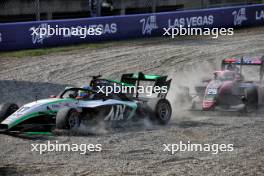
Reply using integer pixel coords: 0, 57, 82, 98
77, 85, 91, 98
227, 63, 234, 70
227, 63, 239, 72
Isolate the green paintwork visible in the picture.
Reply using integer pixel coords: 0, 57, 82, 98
8, 112, 40, 129
132, 73, 162, 80
8, 110, 57, 129
7, 94, 138, 129
127, 102, 137, 110
7, 99, 73, 129
23, 132, 53, 136
108, 73, 163, 86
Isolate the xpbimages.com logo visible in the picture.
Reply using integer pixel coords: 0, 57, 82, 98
29, 24, 103, 40
96, 84, 168, 96
31, 141, 102, 154
163, 25, 234, 39
163, 141, 234, 155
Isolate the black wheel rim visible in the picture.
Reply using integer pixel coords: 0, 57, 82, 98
159, 102, 170, 121
68, 112, 79, 129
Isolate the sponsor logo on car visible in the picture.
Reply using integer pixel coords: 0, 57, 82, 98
104, 105, 126, 121
51, 104, 61, 109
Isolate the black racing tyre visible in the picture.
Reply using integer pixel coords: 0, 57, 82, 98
147, 98, 172, 125
244, 87, 258, 104
56, 108, 80, 129
0, 103, 19, 123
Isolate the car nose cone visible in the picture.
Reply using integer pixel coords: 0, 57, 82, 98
203, 101, 214, 110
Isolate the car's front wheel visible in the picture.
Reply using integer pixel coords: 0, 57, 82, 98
56, 108, 80, 129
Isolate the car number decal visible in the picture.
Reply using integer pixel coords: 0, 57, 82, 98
207, 88, 217, 95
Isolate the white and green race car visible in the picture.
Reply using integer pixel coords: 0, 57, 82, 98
0, 72, 172, 134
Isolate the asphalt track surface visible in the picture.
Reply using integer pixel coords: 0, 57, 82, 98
0, 27, 264, 176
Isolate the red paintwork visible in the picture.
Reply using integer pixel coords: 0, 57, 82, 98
219, 81, 233, 93
202, 70, 240, 110
224, 58, 237, 63
202, 100, 214, 110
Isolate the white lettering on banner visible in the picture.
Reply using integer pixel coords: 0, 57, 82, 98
256, 10, 264, 20
140, 15, 158, 35
186, 15, 214, 26
232, 8, 247, 26
90, 23, 117, 34
0, 32, 2, 43
104, 105, 126, 121
30, 23, 50, 44
168, 15, 214, 28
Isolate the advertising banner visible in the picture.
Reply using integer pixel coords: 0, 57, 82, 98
0, 4, 264, 51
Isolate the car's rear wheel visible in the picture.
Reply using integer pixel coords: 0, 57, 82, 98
56, 108, 80, 129
0, 103, 19, 123
147, 98, 172, 125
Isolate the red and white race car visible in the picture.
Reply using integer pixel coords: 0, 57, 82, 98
187, 56, 264, 112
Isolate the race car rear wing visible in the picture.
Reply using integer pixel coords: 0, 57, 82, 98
221, 56, 264, 82
221, 56, 264, 67
121, 72, 171, 98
